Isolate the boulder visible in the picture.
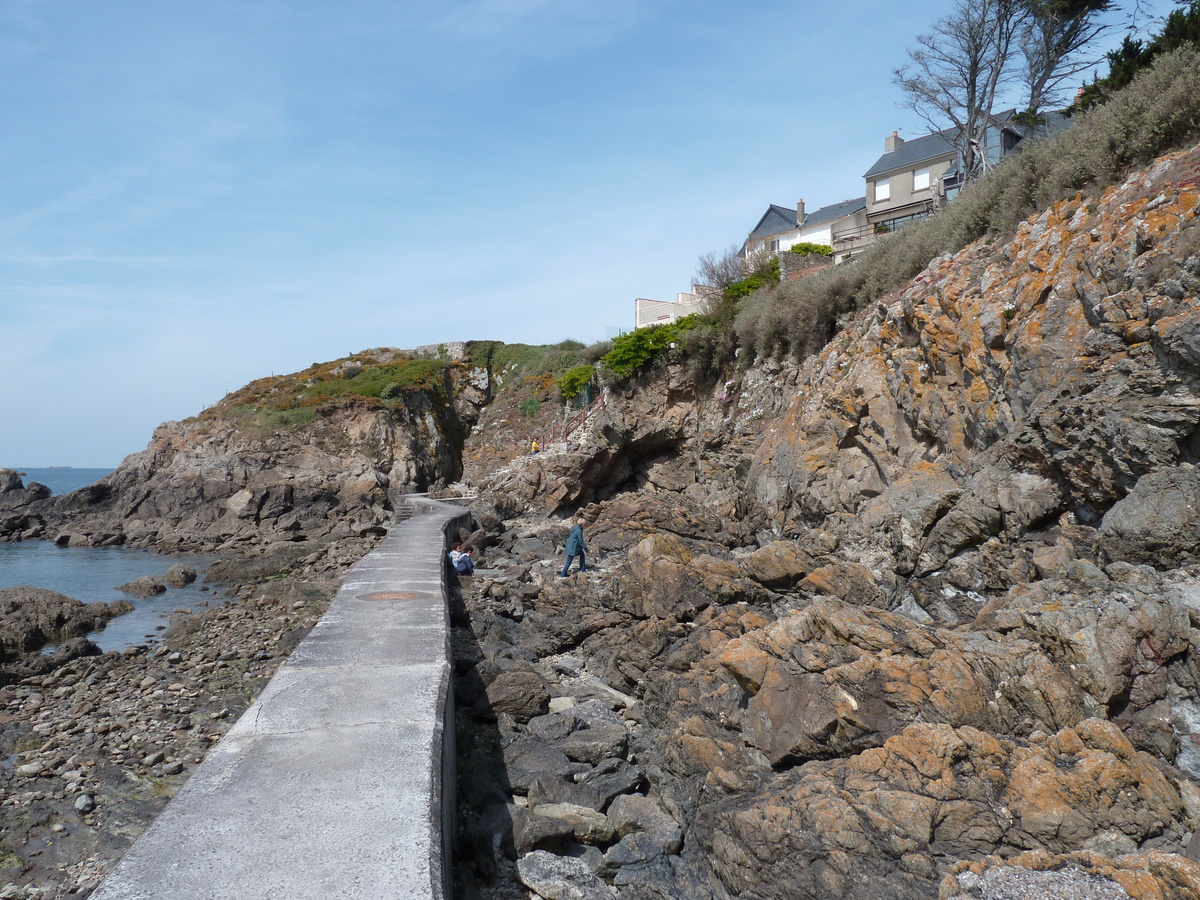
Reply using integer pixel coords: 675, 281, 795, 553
603, 832, 670, 881
485, 671, 551, 723
578, 759, 644, 807
531, 802, 616, 845
556, 724, 629, 765
501, 737, 576, 793
740, 540, 819, 589
116, 576, 167, 598
517, 850, 617, 900
1099, 465, 1200, 568
606, 794, 681, 851
620, 533, 766, 620
163, 564, 198, 587
513, 810, 575, 856
527, 775, 606, 813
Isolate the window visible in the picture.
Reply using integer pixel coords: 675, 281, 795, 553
881, 210, 930, 232
875, 178, 890, 202
913, 167, 930, 191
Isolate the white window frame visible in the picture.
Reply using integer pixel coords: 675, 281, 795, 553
913, 167, 930, 191
875, 178, 890, 202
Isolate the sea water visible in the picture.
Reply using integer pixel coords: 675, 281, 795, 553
1, 466, 218, 652
13, 467, 114, 497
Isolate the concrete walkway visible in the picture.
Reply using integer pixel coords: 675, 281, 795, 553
91, 498, 470, 900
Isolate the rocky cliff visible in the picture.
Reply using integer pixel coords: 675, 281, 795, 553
5, 143, 1200, 899
450, 143, 1200, 900
1, 348, 492, 555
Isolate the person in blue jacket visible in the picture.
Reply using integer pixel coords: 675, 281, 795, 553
559, 520, 588, 577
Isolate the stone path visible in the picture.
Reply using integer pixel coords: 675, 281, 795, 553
89, 498, 470, 900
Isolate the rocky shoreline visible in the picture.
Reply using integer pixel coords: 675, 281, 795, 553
449, 497, 1200, 900
0, 533, 379, 897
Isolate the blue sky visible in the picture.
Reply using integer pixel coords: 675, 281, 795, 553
0, 0, 1171, 466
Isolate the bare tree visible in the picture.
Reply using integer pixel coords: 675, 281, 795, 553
1021, 0, 1113, 114
695, 246, 747, 294
894, 0, 1027, 182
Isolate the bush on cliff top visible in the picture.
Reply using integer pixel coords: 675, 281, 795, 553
735, 46, 1200, 365
788, 242, 834, 256
556, 365, 595, 401
304, 357, 446, 402
600, 316, 701, 378
467, 339, 603, 384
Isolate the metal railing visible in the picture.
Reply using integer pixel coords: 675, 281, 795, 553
554, 390, 609, 443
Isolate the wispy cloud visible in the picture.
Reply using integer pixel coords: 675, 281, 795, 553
0, 167, 142, 235
0, 255, 181, 265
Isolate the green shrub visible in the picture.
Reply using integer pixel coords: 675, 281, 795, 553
260, 407, 319, 429
788, 242, 834, 256
556, 365, 594, 400
600, 316, 700, 378
519, 399, 541, 417
467, 339, 607, 387
724, 257, 780, 300
1076, 1, 1200, 109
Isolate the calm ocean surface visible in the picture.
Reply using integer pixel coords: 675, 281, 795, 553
1, 466, 218, 652
13, 467, 114, 496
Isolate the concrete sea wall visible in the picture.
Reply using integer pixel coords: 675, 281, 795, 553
90, 497, 470, 900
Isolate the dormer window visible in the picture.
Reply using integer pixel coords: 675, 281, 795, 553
913, 167, 930, 191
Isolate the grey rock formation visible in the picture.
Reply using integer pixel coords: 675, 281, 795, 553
116, 576, 166, 598
517, 850, 617, 900
0, 586, 131, 678
1099, 464, 1200, 567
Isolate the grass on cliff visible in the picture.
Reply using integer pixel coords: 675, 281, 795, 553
732, 46, 1200, 365
203, 350, 453, 431
469, 340, 606, 383
204, 339, 610, 434
469, 339, 609, 403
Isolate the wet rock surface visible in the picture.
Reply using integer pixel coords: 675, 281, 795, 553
0, 536, 373, 898
0, 589, 132, 684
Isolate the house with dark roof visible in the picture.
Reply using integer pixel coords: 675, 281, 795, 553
864, 110, 1066, 233
863, 128, 960, 233
741, 196, 870, 262
796, 196, 870, 259
742, 204, 804, 256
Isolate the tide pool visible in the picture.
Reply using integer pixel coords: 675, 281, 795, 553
0, 541, 217, 653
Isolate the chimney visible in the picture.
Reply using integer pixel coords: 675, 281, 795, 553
797, 198, 805, 223
885, 130, 904, 152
